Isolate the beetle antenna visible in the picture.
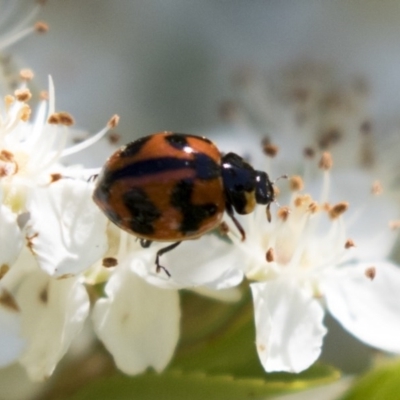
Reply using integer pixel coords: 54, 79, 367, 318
273, 174, 288, 184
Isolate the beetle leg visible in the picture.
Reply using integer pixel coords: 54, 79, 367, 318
155, 241, 182, 277
140, 239, 152, 248
225, 202, 246, 241
88, 174, 98, 182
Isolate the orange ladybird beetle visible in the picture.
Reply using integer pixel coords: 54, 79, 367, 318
93, 131, 275, 276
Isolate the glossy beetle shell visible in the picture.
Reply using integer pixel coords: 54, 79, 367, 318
93, 131, 225, 241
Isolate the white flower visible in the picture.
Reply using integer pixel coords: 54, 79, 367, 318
90, 228, 245, 375
0, 78, 118, 380
224, 151, 400, 373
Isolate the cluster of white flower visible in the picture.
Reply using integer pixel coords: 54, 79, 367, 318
1, 5, 400, 388
209, 63, 400, 373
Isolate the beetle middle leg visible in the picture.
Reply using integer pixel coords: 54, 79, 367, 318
225, 202, 246, 241
155, 241, 182, 277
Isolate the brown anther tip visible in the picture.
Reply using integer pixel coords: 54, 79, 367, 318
303, 147, 315, 159
107, 114, 120, 129
20, 104, 31, 122
371, 180, 383, 196
14, 88, 32, 102
263, 143, 279, 158
308, 201, 319, 214
389, 220, 400, 230
50, 173, 62, 183
19, 69, 34, 81
365, 266, 376, 280
329, 201, 349, 219
48, 112, 74, 126
4, 95, 14, 107
108, 132, 121, 144
0, 289, 19, 312
40, 90, 49, 101
0, 150, 14, 162
266, 248, 275, 263
34, 21, 49, 33
277, 206, 290, 221
289, 176, 304, 192
294, 194, 312, 208
0, 264, 9, 280
345, 239, 355, 249
218, 221, 230, 235
218, 100, 238, 121
319, 151, 333, 170
102, 257, 118, 268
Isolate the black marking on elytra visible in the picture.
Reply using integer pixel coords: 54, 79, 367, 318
123, 187, 161, 235
167, 133, 213, 146
119, 136, 151, 158
165, 133, 189, 150
171, 179, 218, 234
108, 155, 221, 182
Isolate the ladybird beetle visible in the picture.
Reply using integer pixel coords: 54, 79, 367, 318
93, 131, 275, 276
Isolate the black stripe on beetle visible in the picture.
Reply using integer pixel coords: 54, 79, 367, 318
120, 136, 152, 158
107, 155, 220, 182
171, 179, 218, 235
123, 187, 161, 235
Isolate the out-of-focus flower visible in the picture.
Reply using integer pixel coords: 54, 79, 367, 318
210, 68, 400, 373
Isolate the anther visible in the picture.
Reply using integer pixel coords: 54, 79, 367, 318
102, 257, 118, 268
48, 112, 74, 126
318, 151, 333, 170
365, 266, 376, 280
266, 248, 275, 262
34, 22, 49, 33
19, 69, 34, 81
14, 88, 32, 102
329, 202, 349, 219
345, 239, 355, 249
289, 175, 304, 191
107, 114, 120, 129
308, 201, 319, 214
0, 289, 19, 312
277, 206, 290, 221
262, 141, 279, 158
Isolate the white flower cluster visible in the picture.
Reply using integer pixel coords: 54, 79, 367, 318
1, 9, 400, 384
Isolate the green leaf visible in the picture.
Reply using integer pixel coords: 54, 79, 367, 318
67, 368, 340, 400
341, 360, 400, 400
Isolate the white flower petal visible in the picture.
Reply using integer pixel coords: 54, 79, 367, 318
27, 179, 108, 277
0, 204, 23, 268
16, 270, 89, 381
323, 261, 400, 353
251, 280, 327, 373
133, 234, 244, 290
0, 288, 26, 367
92, 262, 180, 375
